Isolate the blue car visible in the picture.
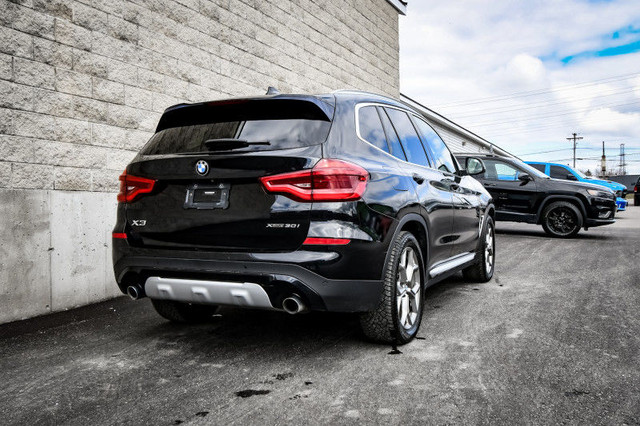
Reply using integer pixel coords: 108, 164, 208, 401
526, 161, 628, 211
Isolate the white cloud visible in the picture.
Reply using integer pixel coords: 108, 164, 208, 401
582, 108, 640, 134
400, 0, 640, 174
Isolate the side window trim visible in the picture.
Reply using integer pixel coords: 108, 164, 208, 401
373, 106, 393, 155
355, 103, 401, 159
378, 107, 408, 161
354, 101, 454, 173
355, 104, 392, 154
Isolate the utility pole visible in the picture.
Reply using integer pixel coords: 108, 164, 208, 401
567, 133, 583, 168
601, 141, 606, 177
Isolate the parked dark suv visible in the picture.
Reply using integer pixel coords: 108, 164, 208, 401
112, 91, 495, 344
455, 154, 616, 238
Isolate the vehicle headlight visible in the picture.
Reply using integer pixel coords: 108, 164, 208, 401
587, 189, 613, 198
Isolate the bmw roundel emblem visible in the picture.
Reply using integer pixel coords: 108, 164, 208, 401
196, 160, 209, 176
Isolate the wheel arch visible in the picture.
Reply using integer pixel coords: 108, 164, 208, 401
385, 213, 429, 274
486, 203, 496, 220
536, 195, 587, 225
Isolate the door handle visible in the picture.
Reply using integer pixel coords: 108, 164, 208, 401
412, 174, 425, 184
483, 182, 496, 187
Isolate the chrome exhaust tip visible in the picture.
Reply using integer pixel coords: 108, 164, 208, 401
282, 295, 308, 314
126, 285, 144, 300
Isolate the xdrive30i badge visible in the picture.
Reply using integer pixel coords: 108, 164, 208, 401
196, 160, 209, 176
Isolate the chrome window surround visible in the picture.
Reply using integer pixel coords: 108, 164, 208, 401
354, 102, 458, 175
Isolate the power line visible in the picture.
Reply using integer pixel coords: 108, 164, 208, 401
451, 87, 637, 119
434, 71, 640, 108
516, 147, 606, 156
466, 99, 640, 128
516, 148, 572, 156
546, 152, 640, 162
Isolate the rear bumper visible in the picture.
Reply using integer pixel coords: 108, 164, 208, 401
113, 252, 384, 313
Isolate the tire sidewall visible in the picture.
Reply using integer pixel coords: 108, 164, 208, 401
390, 233, 425, 342
482, 216, 495, 280
542, 201, 582, 238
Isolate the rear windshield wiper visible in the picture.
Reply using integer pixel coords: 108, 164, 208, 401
203, 138, 270, 151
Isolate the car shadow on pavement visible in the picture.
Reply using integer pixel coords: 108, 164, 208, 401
495, 227, 610, 240
145, 305, 364, 351
138, 274, 479, 355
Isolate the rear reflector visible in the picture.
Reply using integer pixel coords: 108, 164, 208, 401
259, 159, 368, 202
303, 237, 350, 245
112, 233, 127, 239
117, 170, 156, 203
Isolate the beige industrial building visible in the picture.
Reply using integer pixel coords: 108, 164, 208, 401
0, 0, 500, 324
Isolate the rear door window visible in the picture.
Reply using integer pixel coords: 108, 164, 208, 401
141, 99, 332, 155
412, 117, 457, 174
357, 106, 390, 154
383, 108, 430, 167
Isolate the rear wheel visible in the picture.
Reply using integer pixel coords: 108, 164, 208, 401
360, 231, 424, 344
462, 216, 495, 282
151, 299, 219, 323
541, 201, 582, 238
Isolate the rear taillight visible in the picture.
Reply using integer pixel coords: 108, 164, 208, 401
112, 233, 127, 239
259, 159, 368, 202
117, 170, 156, 203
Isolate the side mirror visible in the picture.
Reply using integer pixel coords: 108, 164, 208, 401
566, 174, 578, 181
518, 173, 532, 184
464, 157, 486, 176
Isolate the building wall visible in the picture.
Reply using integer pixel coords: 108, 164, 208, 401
0, 0, 401, 324
604, 174, 639, 192
429, 124, 492, 155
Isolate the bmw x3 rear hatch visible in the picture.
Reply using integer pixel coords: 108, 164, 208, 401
120, 95, 335, 251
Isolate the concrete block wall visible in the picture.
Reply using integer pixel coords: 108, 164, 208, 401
0, 0, 401, 323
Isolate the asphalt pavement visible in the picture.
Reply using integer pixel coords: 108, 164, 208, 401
1, 207, 639, 425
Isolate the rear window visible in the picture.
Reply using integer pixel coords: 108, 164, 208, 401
140, 98, 332, 155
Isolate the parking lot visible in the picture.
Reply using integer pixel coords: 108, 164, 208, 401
1, 207, 639, 425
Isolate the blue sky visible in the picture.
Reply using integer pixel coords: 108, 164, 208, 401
399, 0, 640, 174
561, 25, 640, 63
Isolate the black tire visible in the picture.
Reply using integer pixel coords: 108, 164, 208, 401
360, 231, 424, 344
462, 216, 495, 282
541, 201, 583, 238
150, 299, 219, 323
635, 195, 640, 207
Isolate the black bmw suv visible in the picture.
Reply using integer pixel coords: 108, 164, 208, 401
455, 154, 617, 238
112, 91, 495, 343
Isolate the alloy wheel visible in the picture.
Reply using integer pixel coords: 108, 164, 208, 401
547, 207, 578, 235
396, 246, 421, 330
485, 222, 494, 275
